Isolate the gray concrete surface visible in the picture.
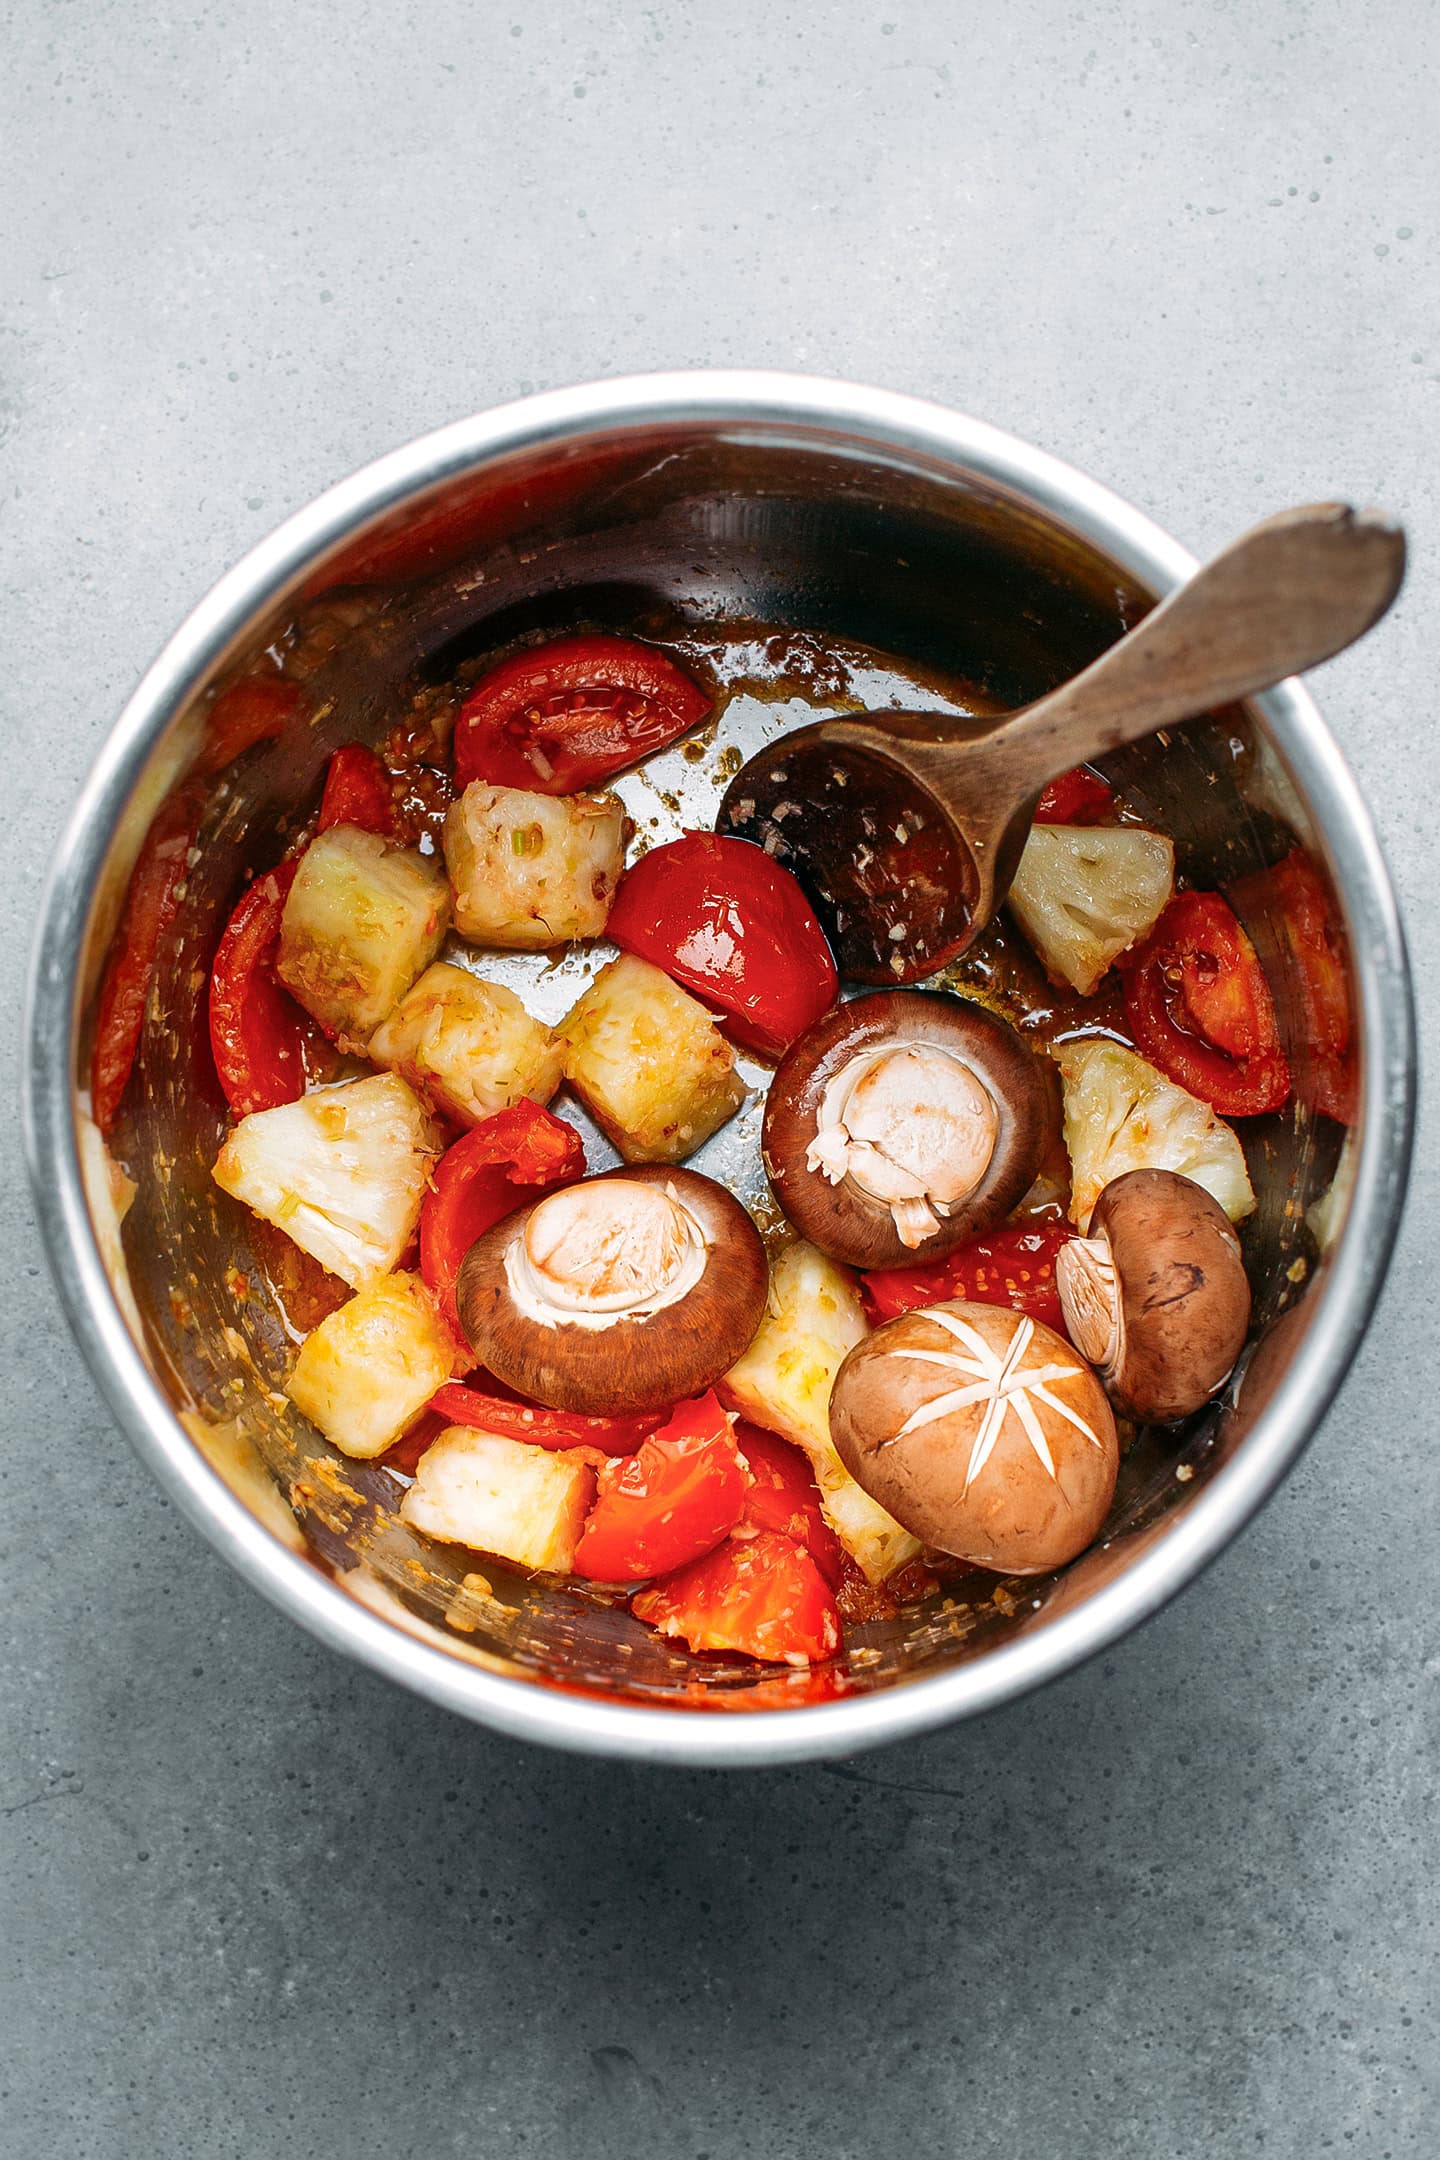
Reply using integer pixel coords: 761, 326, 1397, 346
3, 2, 1436, 2153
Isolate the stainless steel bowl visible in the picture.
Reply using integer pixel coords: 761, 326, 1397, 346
23, 373, 1415, 1765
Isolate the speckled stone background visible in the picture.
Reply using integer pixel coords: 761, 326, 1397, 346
3, 3, 1436, 2154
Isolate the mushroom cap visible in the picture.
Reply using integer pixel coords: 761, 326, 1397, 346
763, 990, 1052, 1269
456, 1164, 768, 1415
830, 1299, 1118, 1574
1056, 1168, 1251, 1423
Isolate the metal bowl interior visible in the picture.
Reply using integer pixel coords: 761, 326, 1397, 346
24, 375, 1415, 1765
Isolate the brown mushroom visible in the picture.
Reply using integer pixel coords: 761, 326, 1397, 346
763, 990, 1051, 1269
456, 1165, 767, 1415
1055, 1168, 1251, 1423
830, 1300, 1119, 1574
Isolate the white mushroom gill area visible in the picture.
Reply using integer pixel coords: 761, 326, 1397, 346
505, 1179, 708, 1331
805, 1041, 998, 1248
1055, 1234, 1121, 1375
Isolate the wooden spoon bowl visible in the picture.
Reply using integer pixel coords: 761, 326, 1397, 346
719, 503, 1406, 984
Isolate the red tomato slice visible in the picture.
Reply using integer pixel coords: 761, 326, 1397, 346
1118, 890, 1290, 1116
428, 1382, 666, 1457
732, 1423, 843, 1589
1231, 848, 1355, 1123
317, 743, 396, 836
631, 1530, 841, 1665
572, 1392, 750, 1582
1033, 765, 1116, 824
200, 675, 304, 774
862, 1220, 1075, 1331
90, 780, 206, 1134
606, 833, 840, 1059
452, 634, 712, 794
208, 860, 324, 1118
419, 1103, 586, 1338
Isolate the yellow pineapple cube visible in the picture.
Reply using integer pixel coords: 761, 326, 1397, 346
444, 781, 625, 949
212, 1072, 442, 1289
277, 824, 450, 1046
558, 953, 746, 1163
720, 1241, 922, 1584
368, 961, 563, 1127
1056, 1037, 1256, 1231
286, 1272, 460, 1459
1007, 825, 1175, 994
400, 1427, 596, 1572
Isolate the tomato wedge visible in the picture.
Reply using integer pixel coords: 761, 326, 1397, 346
1231, 849, 1355, 1123
632, 1530, 841, 1665
90, 779, 206, 1134
452, 634, 712, 794
606, 833, 839, 1059
862, 1220, 1074, 1332
1034, 765, 1116, 825
428, 1382, 667, 1458
317, 742, 396, 836
732, 1423, 843, 1589
572, 1392, 750, 1582
419, 1103, 586, 1338
208, 860, 324, 1118
200, 675, 304, 774
1118, 890, 1290, 1116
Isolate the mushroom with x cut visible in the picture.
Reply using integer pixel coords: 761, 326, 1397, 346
830, 1300, 1119, 1573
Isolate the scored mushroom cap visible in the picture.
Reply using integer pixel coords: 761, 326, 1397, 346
830, 1299, 1119, 1574
763, 990, 1052, 1269
456, 1164, 768, 1415
1055, 1167, 1252, 1423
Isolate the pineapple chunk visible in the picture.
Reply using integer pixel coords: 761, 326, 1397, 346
1007, 825, 1175, 994
400, 1427, 596, 1572
722, 1242, 866, 1460
212, 1072, 442, 1288
444, 781, 625, 949
811, 1459, 924, 1587
720, 1241, 922, 1584
558, 953, 746, 1163
1055, 1038, 1256, 1230
277, 824, 450, 1046
286, 1271, 459, 1459
368, 961, 563, 1127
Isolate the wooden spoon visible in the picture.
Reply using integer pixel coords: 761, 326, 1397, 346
717, 503, 1405, 984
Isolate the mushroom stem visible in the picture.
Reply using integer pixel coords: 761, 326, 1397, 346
805, 1040, 998, 1249
1055, 1234, 1121, 1373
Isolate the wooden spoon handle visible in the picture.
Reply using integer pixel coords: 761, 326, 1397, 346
978, 502, 1405, 792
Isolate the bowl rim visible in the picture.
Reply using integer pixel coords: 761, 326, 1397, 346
22, 369, 1416, 1767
